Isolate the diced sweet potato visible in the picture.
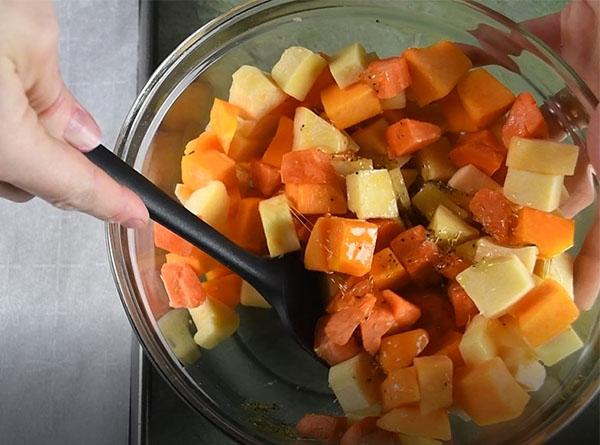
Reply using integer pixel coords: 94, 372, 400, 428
381, 366, 421, 411
250, 161, 281, 197
160, 262, 206, 309
227, 197, 267, 254
381, 290, 422, 332
314, 315, 363, 366
414, 355, 453, 414
469, 188, 516, 245
361, 303, 396, 354
325, 293, 377, 345
361, 56, 412, 99
262, 115, 293, 168
390, 226, 441, 286
202, 273, 242, 308
280, 148, 340, 184
370, 248, 410, 290
376, 406, 451, 440
321, 82, 383, 129
386, 119, 442, 158
285, 182, 347, 215
378, 328, 429, 373
371, 219, 406, 252
501, 92, 549, 147
429, 330, 465, 368
435, 252, 471, 280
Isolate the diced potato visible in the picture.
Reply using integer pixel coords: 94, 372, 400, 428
412, 182, 470, 221
229, 65, 288, 120
381, 91, 407, 110
331, 158, 373, 176
158, 309, 201, 365
401, 169, 418, 188
329, 43, 369, 88
459, 315, 498, 366
414, 355, 453, 414
447, 165, 501, 195
507, 137, 579, 176
189, 297, 240, 349
174, 183, 193, 204
534, 253, 574, 298
429, 205, 479, 246
455, 238, 480, 262
346, 169, 399, 219
377, 406, 451, 441
560, 184, 570, 205
293, 107, 352, 154
397, 435, 442, 445
184, 180, 230, 230
474, 237, 538, 273
240, 280, 271, 309
258, 194, 301, 257
456, 255, 535, 318
503, 167, 563, 212
271, 46, 328, 100
415, 138, 457, 182
345, 404, 382, 423
328, 353, 381, 414
388, 167, 411, 210
534, 327, 583, 366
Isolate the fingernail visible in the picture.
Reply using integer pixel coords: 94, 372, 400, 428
64, 107, 102, 152
123, 218, 148, 230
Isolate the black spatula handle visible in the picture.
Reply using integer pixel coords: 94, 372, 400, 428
86, 145, 275, 291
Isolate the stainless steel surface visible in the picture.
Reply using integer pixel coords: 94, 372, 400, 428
0, 1, 139, 444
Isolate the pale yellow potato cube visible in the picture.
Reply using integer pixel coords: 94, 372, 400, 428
429, 205, 479, 245
415, 138, 457, 181
271, 46, 327, 100
293, 106, 352, 154
447, 165, 501, 195
258, 194, 301, 257
229, 65, 288, 120
507, 137, 579, 175
459, 314, 498, 366
388, 167, 411, 210
456, 255, 535, 318
331, 158, 373, 176
189, 298, 240, 349
328, 353, 380, 414
534, 253, 574, 298
240, 280, 271, 309
534, 327, 583, 366
401, 168, 418, 188
346, 169, 399, 219
329, 43, 369, 88
397, 434, 442, 445
381, 91, 407, 110
158, 309, 201, 365
184, 181, 230, 230
503, 167, 563, 212
560, 184, 570, 205
474, 237, 539, 273
174, 183, 193, 204
412, 182, 470, 221
455, 238, 481, 262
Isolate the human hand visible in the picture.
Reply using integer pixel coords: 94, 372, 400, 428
0, 0, 148, 228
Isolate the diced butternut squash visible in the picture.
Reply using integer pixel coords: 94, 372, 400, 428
473, 237, 538, 273
381, 366, 421, 411
160, 262, 206, 309
415, 138, 456, 181
314, 315, 362, 366
448, 165, 501, 195
184, 130, 222, 155
202, 273, 242, 308
329, 43, 369, 89
386, 118, 442, 158
250, 160, 281, 197
378, 329, 430, 373
459, 314, 499, 365
227, 197, 267, 254
228, 65, 288, 120
271, 46, 328, 100
429, 205, 479, 246
469, 188, 516, 245
262, 115, 293, 168
456, 256, 535, 318
429, 330, 465, 368
503, 167, 563, 212
381, 290, 422, 331
321, 82, 383, 129
331, 158, 374, 176
370, 248, 410, 290
293, 106, 352, 154
184, 180, 230, 230
258, 194, 301, 257
508, 279, 579, 347
437, 88, 478, 133
534, 326, 583, 366
412, 182, 470, 221
513, 207, 575, 258
296, 414, 347, 442
285, 183, 347, 214
506, 137, 579, 175
346, 169, 399, 219
390, 225, 441, 285
377, 406, 451, 440
240, 280, 271, 309
181, 149, 239, 195
188, 297, 240, 349
328, 353, 382, 414
404, 40, 472, 106
456, 68, 515, 127
157, 309, 201, 365
454, 357, 530, 425
361, 56, 412, 99
414, 355, 453, 414
447, 281, 478, 328
502, 93, 549, 147
209, 98, 243, 151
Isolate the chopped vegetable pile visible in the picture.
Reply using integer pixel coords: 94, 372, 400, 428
153, 39, 586, 443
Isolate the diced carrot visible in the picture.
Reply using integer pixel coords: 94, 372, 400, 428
321, 82, 383, 129
435, 251, 471, 280
428, 330, 465, 368
437, 88, 478, 133
280, 149, 340, 184
501, 92, 549, 147
314, 315, 362, 366
404, 40, 472, 106
408, 289, 456, 340
360, 56, 412, 99
204, 265, 232, 281
285, 183, 347, 215
390, 225, 441, 286
301, 65, 336, 110
447, 281, 479, 328
209, 98, 243, 150
386, 118, 442, 158
361, 303, 396, 354
262, 115, 293, 168
154, 223, 197, 256
414, 355, 453, 414
449, 138, 505, 176
325, 293, 377, 345
327, 277, 374, 314
380, 366, 420, 411
508, 279, 579, 347
469, 188, 517, 245
250, 160, 281, 197
184, 130, 222, 155
381, 290, 421, 331
296, 414, 347, 442
181, 149, 239, 194
202, 273, 242, 309
160, 262, 206, 308
340, 417, 379, 445
378, 328, 429, 373
370, 248, 410, 290
371, 219, 406, 252
456, 68, 515, 127
165, 253, 203, 276
513, 207, 575, 258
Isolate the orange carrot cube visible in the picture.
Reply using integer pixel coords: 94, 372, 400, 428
160, 262, 206, 308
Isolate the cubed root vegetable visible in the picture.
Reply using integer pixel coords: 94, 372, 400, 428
513, 207, 575, 258
501, 93, 549, 147
378, 328, 430, 373
325, 293, 377, 345
429, 330, 465, 368
321, 82, 383, 129
376, 406, 451, 440
361, 303, 396, 354
280, 148, 340, 184
181, 149, 239, 195
202, 273, 242, 308
160, 262, 206, 309
386, 118, 442, 158
296, 414, 347, 442
414, 355, 453, 414
449, 138, 505, 177
209, 98, 243, 150
258, 194, 301, 257
381, 290, 422, 331
271, 46, 328, 101
250, 161, 281, 197
506, 137, 579, 175
370, 248, 410, 290
447, 281, 478, 327
381, 366, 421, 411
508, 279, 579, 347
372, 219, 406, 252
390, 225, 441, 286
435, 252, 470, 280
184, 130, 222, 155
437, 88, 478, 133
328, 353, 382, 414
227, 197, 267, 254
469, 188, 516, 245
314, 315, 362, 366
285, 182, 347, 215
534, 327, 583, 366
165, 253, 204, 276
262, 115, 293, 168
189, 297, 240, 349
340, 417, 380, 445
360, 56, 412, 99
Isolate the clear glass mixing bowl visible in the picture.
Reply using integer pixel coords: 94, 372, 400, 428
106, 1, 599, 443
